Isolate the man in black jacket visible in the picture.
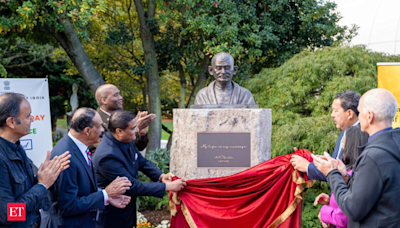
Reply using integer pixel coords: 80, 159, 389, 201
93, 110, 185, 228
314, 88, 400, 227
0, 93, 70, 228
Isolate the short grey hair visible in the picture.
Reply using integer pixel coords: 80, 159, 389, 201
362, 89, 397, 124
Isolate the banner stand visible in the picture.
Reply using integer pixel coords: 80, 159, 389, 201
0, 78, 53, 167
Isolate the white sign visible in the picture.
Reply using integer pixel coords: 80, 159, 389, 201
0, 78, 53, 167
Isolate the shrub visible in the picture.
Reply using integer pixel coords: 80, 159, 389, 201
246, 45, 400, 226
137, 148, 170, 211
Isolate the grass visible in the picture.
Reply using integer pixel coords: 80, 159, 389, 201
57, 116, 68, 129
161, 121, 173, 140
56, 116, 173, 140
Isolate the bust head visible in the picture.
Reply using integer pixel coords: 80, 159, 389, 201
192, 52, 256, 107
208, 52, 238, 86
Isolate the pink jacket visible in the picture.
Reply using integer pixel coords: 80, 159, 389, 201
320, 170, 353, 228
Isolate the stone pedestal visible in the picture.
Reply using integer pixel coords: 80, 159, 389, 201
170, 109, 271, 180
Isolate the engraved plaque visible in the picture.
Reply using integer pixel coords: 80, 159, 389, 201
197, 132, 251, 168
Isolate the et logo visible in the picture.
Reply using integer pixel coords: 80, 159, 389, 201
7, 203, 26, 221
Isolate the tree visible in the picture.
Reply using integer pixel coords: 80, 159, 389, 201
132, 0, 161, 150
247, 45, 400, 157
4, 52, 96, 134
157, 0, 353, 106
82, 0, 149, 111
0, 0, 106, 93
0, 36, 54, 77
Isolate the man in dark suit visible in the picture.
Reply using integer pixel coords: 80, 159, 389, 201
93, 110, 186, 228
93, 84, 155, 152
0, 93, 70, 228
314, 89, 400, 227
50, 108, 132, 228
290, 90, 360, 181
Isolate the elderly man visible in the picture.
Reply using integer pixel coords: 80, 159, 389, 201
49, 108, 132, 228
194, 52, 255, 105
93, 110, 186, 228
314, 88, 400, 227
94, 84, 155, 151
0, 93, 70, 228
291, 90, 360, 181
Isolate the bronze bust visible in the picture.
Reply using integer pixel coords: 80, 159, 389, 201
193, 52, 257, 108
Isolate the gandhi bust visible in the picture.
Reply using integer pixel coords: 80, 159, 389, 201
193, 52, 256, 106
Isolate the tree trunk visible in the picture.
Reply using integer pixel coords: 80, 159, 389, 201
186, 55, 210, 107
177, 63, 186, 108
134, 0, 161, 151
50, 19, 104, 94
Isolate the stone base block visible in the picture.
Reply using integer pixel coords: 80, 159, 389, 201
170, 108, 271, 180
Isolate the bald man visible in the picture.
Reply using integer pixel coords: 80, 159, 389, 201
313, 88, 400, 227
194, 52, 255, 105
94, 84, 154, 152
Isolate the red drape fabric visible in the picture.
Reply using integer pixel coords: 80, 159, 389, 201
169, 149, 314, 228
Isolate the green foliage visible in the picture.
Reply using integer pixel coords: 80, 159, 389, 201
4, 46, 96, 132
247, 46, 400, 157
83, 0, 353, 112
52, 131, 64, 146
56, 117, 68, 129
0, 36, 55, 71
161, 122, 173, 140
0, 0, 106, 34
158, 0, 352, 79
302, 181, 330, 228
246, 45, 400, 226
137, 149, 170, 211
0, 64, 6, 77
80, 0, 149, 112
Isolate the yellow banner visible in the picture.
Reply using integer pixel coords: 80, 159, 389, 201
377, 63, 400, 128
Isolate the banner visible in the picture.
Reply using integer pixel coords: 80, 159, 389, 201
0, 78, 52, 167
377, 63, 400, 128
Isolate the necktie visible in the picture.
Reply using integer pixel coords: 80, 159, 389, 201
86, 148, 92, 169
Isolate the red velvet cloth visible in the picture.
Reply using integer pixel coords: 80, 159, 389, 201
169, 149, 313, 228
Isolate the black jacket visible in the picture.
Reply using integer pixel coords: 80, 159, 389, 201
0, 137, 49, 228
93, 132, 165, 228
327, 128, 400, 227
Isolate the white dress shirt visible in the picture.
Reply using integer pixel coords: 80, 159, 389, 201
68, 132, 109, 205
